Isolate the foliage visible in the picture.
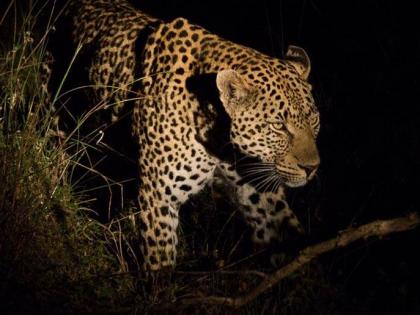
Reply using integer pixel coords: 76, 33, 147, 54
0, 4, 135, 313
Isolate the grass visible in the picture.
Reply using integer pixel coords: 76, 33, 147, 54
0, 1, 343, 314
0, 3, 136, 313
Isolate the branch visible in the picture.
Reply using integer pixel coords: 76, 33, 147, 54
152, 212, 420, 311
173, 270, 268, 279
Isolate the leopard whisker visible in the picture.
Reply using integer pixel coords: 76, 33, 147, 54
240, 169, 273, 179
254, 171, 277, 192
268, 173, 283, 193
263, 172, 280, 192
272, 176, 284, 192
239, 168, 275, 175
243, 172, 273, 185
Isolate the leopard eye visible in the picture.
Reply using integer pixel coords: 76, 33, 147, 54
268, 121, 285, 133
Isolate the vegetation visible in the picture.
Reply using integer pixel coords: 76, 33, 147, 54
0, 4, 136, 313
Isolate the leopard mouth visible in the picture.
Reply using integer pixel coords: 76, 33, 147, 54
275, 167, 308, 188
234, 155, 312, 190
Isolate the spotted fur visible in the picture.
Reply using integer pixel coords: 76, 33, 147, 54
61, 0, 320, 271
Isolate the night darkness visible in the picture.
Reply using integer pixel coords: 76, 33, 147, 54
2, 0, 420, 313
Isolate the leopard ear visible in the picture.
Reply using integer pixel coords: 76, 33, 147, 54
285, 45, 311, 80
216, 69, 252, 117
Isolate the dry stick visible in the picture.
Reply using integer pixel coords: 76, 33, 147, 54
153, 213, 420, 310
173, 269, 268, 279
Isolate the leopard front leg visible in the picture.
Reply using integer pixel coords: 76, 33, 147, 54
136, 143, 216, 271
137, 189, 179, 271
236, 184, 304, 244
217, 163, 303, 245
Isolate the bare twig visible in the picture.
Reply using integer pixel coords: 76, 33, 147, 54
152, 213, 420, 311
173, 269, 268, 279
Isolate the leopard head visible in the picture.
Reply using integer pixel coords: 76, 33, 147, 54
216, 46, 320, 188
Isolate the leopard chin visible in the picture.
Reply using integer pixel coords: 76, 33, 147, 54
285, 178, 308, 188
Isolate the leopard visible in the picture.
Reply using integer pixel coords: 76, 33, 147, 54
54, 0, 321, 271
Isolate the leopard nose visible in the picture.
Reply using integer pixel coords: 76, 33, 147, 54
299, 163, 319, 179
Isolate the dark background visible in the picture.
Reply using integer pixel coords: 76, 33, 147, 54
132, 0, 420, 313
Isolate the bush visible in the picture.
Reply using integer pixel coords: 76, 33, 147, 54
0, 4, 135, 313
